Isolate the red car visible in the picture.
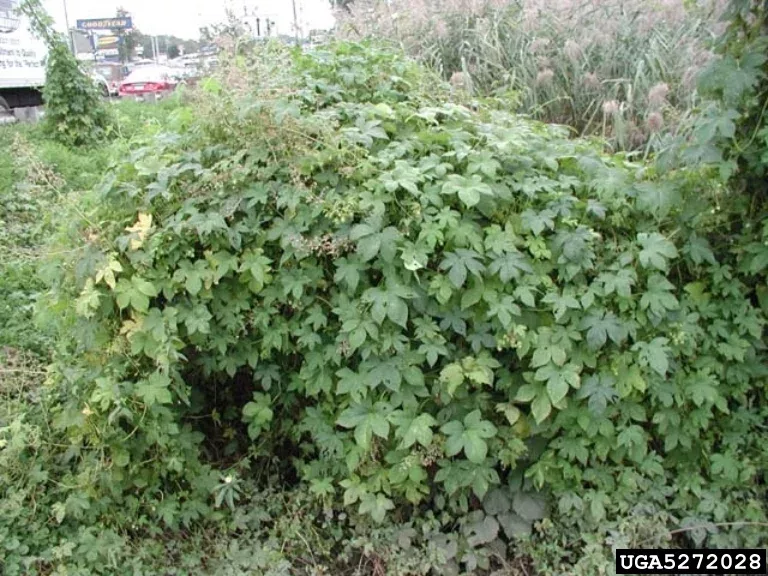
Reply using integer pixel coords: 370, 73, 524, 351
119, 66, 177, 100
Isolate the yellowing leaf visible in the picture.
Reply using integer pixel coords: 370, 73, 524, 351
439, 363, 465, 396
119, 317, 141, 338
95, 258, 123, 289
496, 403, 521, 425
126, 213, 153, 250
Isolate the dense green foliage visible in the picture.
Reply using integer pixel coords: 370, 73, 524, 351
2, 35, 764, 574
1, 1, 767, 572
19, 0, 111, 146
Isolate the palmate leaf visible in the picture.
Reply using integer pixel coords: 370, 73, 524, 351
183, 305, 213, 336
597, 268, 636, 298
634, 181, 681, 219
392, 412, 437, 449
684, 234, 717, 266
75, 279, 101, 318
337, 401, 392, 449
534, 363, 580, 405
579, 310, 628, 350
362, 283, 412, 328
135, 371, 173, 406
440, 362, 465, 396
440, 410, 497, 463
361, 358, 403, 392
637, 233, 678, 271
239, 249, 273, 292
542, 289, 581, 321
358, 493, 394, 523
577, 374, 619, 414
351, 223, 401, 263
632, 337, 671, 376
43, 40, 768, 548
242, 393, 274, 440
440, 249, 486, 288
698, 52, 765, 104
114, 276, 159, 313
334, 257, 361, 293
521, 209, 555, 236
173, 259, 211, 295
441, 174, 494, 207
488, 251, 532, 283
640, 275, 679, 321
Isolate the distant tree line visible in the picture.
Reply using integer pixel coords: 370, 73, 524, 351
109, 7, 201, 62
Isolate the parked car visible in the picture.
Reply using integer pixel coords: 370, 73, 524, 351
94, 63, 129, 96
89, 71, 111, 98
118, 66, 177, 100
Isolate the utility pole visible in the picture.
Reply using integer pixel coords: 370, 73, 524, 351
62, 0, 74, 53
291, 0, 300, 45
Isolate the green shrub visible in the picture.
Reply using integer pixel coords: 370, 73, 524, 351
19, 0, 111, 147
2, 38, 766, 574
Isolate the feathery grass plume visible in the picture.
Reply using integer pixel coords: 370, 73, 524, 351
435, 18, 448, 38
450, 71, 470, 91
536, 68, 555, 86
682, 66, 700, 90
627, 120, 646, 148
583, 72, 600, 89
646, 111, 664, 132
648, 83, 670, 108
564, 39, 583, 63
530, 37, 550, 53
602, 99, 620, 116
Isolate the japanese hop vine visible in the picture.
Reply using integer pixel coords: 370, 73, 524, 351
46, 42, 766, 535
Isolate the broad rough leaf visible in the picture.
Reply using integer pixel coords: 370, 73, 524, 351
135, 372, 172, 406
579, 310, 628, 349
513, 492, 547, 522
467, 515, 500, 547
395, 413, 437, 449
483, 488, 511, 515
637, 233, 678, 271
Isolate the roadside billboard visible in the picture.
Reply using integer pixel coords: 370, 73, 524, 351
0, 0, 46, 89
76, 17, 133, 31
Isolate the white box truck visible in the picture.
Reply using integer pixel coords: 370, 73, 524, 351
0, 0, 45, 114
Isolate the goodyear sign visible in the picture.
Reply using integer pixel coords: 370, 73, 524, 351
76, 17, 133, 31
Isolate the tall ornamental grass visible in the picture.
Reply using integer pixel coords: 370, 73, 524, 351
337, 0, 726, 151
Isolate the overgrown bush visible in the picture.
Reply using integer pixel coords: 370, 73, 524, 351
18, 0, 111, 146
3, 37, 761, 575
337, 0, 726, 151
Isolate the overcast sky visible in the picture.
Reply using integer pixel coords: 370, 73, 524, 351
43, 0, 336, 39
